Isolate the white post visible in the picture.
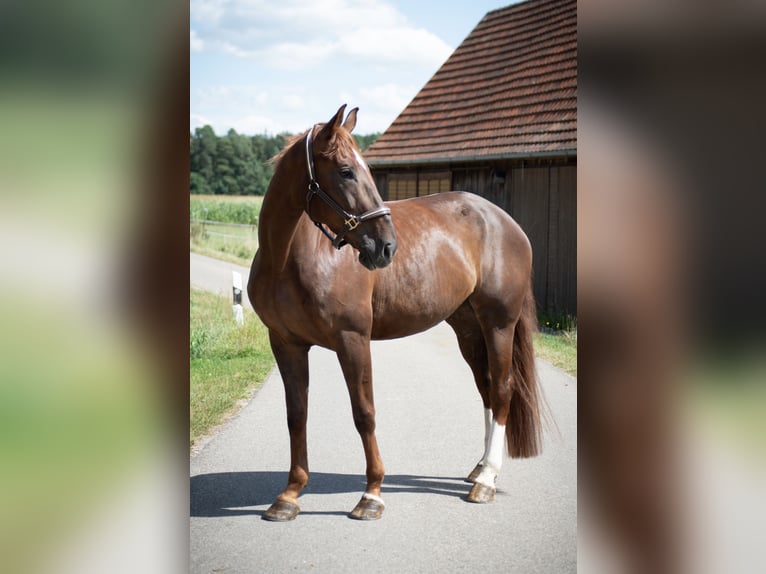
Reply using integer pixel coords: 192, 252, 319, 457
232, 271, 244, 325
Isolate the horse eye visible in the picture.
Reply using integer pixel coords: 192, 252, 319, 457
339, 168, 355, 180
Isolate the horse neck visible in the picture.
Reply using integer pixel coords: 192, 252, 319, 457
258, 146, 309, 270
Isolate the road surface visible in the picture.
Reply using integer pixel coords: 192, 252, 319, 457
190, 251, 576, 573
190, 252, 252, 310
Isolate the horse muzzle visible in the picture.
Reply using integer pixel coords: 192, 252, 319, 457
358, 234, 397, 270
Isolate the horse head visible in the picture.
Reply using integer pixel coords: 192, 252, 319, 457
307, 105, 397, 270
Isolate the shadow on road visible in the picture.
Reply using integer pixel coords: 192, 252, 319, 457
190, 471, 471, 517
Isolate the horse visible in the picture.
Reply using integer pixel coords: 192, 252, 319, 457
248, 105, 543, 521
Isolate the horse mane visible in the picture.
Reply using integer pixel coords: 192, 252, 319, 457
270, 124, 359, 169
269, 131, 307, 166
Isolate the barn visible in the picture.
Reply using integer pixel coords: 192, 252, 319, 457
364, 0, 576, 317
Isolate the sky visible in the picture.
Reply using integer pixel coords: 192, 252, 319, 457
190, 0, 521, 135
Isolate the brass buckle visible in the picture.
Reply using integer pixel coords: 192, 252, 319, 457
345, 216, 360, 231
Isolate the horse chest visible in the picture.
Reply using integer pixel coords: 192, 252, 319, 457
251, 274, 367, 344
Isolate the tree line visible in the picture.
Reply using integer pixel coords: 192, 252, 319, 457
190, 126, 380, 196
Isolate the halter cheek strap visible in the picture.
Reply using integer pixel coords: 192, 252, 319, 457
304, 126, 391, 249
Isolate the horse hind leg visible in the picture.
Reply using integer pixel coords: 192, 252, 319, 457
463, 319, 516, 504
465, 288, 544, 503
446, 304, 494, 488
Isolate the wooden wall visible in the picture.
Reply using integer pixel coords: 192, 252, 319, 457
372, 159, 577, 316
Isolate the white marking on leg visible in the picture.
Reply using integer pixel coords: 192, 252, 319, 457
361, 492, 385, 507
475, 419, 505, 487
473, 408, 494, 471
483, 408, 492, 451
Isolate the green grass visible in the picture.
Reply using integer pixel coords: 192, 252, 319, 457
190, 288, 274, 446
190, 195, 264, 223
190, 195, 263, 266
534, 329, 577, 377
190, 220, 258, 266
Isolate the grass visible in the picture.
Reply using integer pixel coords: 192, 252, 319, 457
192, 193, 265, 204
190, 288, 274, 446
190, 220, 258, 266
190, 194, 264, 223
534, 328, 577, 377
190, 195, 263, 266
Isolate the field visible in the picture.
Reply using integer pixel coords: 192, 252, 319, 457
190, 195, 263, 266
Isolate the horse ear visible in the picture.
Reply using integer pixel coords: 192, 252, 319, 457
329, 104, 347, 130
343, 107, 358, 133
316, 104, 347, 146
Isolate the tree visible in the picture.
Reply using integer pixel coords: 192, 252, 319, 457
212, 132, 237, 194
189, 171, 211, 195
354, 133, 381, 151
190, 127, 381, 196
190, 125, 217, 182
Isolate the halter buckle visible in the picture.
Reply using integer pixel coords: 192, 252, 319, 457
344, 216, 360, 231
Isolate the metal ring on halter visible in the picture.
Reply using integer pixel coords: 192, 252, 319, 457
304, 125, 391, 250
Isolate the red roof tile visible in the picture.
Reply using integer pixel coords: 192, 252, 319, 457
365, 0, 576, 165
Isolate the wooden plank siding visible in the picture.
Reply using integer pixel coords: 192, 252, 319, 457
373, 159, 576, 316
364, 0, 577, 317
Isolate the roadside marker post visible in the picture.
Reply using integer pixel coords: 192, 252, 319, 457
232, 271, 244, 325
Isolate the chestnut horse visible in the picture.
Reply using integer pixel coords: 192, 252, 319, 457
248, 105, 542, 521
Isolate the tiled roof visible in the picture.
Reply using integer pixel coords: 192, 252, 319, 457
365, 0, 576, 165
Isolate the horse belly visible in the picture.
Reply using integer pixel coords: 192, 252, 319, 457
370, 264, 474, 340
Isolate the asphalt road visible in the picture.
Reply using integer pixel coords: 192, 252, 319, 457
190, 252, 577, 573
190, 252, 253, 310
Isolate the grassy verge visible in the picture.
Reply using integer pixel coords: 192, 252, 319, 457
534, 329, 577, 377
190, 288, 274, 446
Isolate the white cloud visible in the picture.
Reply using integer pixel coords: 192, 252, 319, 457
191, 0, 452, 70
359, 83, 418, 112
190, 113, 213, 131
339, 26, 451, 67
256, 41, 336, 70
190, 0, 228, 23
190, 30, 204, 52
191, 1, 457, 134
195, 85, 270, 110
281, 94, 305, 110
232, 114, 285, 134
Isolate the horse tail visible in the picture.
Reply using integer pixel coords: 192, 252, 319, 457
505, 283, 544, 458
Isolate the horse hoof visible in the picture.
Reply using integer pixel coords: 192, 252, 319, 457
349, 494, 385, 520
262, 499, 300, 522
465, 463, 484, 483
466, 482, 496, 503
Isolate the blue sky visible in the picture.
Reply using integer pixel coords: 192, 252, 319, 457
191, 0, 520, 135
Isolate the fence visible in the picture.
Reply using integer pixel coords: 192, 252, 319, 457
191, 218, 258, 240
190, 219, 259, 259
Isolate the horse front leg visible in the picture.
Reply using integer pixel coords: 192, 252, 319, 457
337, 332, 385, 520
263, 331, 310, 522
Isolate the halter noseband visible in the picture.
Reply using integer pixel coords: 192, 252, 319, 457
304, 125, 391, 249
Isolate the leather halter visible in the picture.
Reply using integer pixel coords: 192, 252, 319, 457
304, 125, 391, 249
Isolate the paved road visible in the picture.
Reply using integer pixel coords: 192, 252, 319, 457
190, 252, 576, 573
190, 252, 253, 310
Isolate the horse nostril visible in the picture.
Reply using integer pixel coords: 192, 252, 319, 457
382, 241, 396, 261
